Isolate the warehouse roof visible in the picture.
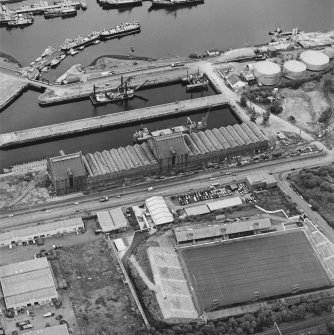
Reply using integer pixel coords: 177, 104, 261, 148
207, 197, 243, 211
0, 218, 84, 245
96, 208, 127, 232
150, 133, 188, 159
0, 258, 57, 309
49, 152, 86, 181
145, 196, 173, 226
25, 324, 69, 335
184, 204, 210, 217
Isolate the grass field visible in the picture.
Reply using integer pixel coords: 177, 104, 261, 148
179, 231, 331, 311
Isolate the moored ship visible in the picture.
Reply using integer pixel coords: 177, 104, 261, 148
99, 21, 141, 40
60, 5, 77, 17
60, 31, 100, 51
133, 116, 208, 143
44, 8, 62, 18
100, 0, 142, 8
7, 14, 34, 27
151, 0, 204, 7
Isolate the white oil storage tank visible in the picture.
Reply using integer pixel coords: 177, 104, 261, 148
283, 60, 307, 80
322, 47, 334, 59
300, 50, 329, 71
253, 61, 281, 86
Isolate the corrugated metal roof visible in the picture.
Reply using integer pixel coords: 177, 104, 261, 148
246, 173, 277, 186
0, 218, 84, 245
101, 150, 119, 173
145, 196, 173, 226
85, 153, 102, 176
226, 126, 245, 146
204, 130, 223, 151
197, 132, 216, 152
140, 142, 158, 164
219, 128, 238, 147
189, 133, 208, 153
211, 128, 231, 149
246, 122, 268, 142
109, 149, 126, 171
125, 146, 143, 168
133, 145, 151, 166
81, 155, 93, 177
94, 152, 110, 175
0, 257, 49, 278
25, 325, 69, 335
183, 134, 201, 155
233, 124, 253, 145
96, 208, 127, 232
207, 197, 242, 211
240, 123, 260, 143
118, 147, 135, 170
150, 133, 188, 159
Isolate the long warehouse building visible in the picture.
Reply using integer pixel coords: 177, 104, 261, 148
49, 122, 269, 194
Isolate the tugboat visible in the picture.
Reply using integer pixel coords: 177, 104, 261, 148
99, 21, 141, 40
80, 0, 87, 9
69, 48, 78, 55
132, 116, 208, 143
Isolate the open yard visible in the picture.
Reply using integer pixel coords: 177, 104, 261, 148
179, 231, 331, 311
57, 239, 144, 335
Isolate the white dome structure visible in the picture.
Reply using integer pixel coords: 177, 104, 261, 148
322, 47, 334, 59
253, 61, 281, 86
283, 60, 307, 80
300, 50, 329, 71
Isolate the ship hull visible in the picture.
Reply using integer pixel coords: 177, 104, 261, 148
99, 27, 140, 39
61, 35, 99, 51
151, 0, 203, 7
101, 0, 142, 8
90, 93, 134, 106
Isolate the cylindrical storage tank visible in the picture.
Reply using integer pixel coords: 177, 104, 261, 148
300, 50, 329, 71
253, 61, 281, 85
322, 47, 334, 59
283, 60, 307, 80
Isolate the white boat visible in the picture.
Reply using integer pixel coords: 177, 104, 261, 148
58, 54, 66, 60
94, 40, 100, 44
36, 57, 42, 62
41, 66, 48, 72
69, 48, 78, 55
41, 46, 55, 57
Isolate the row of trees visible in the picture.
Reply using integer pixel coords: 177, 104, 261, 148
134, 298, 334, 335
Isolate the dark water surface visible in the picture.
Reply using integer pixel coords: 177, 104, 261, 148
1, 0, 333, 171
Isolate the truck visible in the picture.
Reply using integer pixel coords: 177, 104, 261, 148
20, 324, 33, 330
99, 196, 109, 202
43, 312, 55, 318
171, 62, 184, 67
16, 320, 30, 328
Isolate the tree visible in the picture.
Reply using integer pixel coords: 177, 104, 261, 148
269, 101, 283, 114
288, 115, 296, 122
240, 96, 247, 107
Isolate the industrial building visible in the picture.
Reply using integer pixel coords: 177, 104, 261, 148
0, 218, 84, 247
96, 208, 128, 232
246, 173, 277, 190
49, 122, 269, 193
24, 325, 69, 335
253, 61, 281, 86
299, 50, 330, 71
48, 152, 87, 195
283, 60, 307, 80
0, 258, 57, 310
144, 196, 174, 227
174, 217, 271, 245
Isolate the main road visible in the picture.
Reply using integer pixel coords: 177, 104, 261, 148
1, 149, 333, 236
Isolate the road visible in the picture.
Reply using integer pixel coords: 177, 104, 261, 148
1, 150, 333, 233
260, 314, 333, 335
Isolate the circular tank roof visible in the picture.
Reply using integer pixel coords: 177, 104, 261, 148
300, 50, 329, 66
283, 60, 307, 72
322, 47, 334, 58
254, 61, 281, 75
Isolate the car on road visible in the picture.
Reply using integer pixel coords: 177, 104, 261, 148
8, 214, 14, 217
116, 195, 121, 198
45, 210, 51, 213
74, 202, 79, 205
99, 196, 109, 202
210, 177, 216, 181
147, 187, 154, 192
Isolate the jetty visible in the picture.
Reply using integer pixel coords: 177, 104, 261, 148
13, 1, 82, 14
0, 94, 228, 148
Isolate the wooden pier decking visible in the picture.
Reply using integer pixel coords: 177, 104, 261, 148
0, 94, 228, 148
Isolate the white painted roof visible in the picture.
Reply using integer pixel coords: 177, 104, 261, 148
206, 197, 242, 211
145, 196, 174, 226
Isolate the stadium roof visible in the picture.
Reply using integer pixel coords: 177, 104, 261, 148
174, 218, 271, 242
0, 258, 57, 309
145, 196, 174, 226
207, 197, 242, 211
96, 208, 128, 232
25, 325, 69, 335
184, 204, 210, 217
0, 218, 84, 244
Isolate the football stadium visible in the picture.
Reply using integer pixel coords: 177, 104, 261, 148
178, 230, 332, 312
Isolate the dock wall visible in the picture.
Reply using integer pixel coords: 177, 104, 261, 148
0, 94, 228, 148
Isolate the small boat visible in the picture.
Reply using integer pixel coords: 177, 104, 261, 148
69, 48, 78, 55
80, 0, 87, 9
50, 57, 61, 67
94, 40, 100, 44
36, 57, 42, 62
41, 46, 55, 57
58, 54, 66, 60
41, 66, 48, 72
78, 46, 84, 50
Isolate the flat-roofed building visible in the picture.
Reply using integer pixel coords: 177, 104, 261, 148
145, 196, 174, 227
206, 197, 243, 211
0, 218, 84, 248
96, 208, 128, 232
25, 325, 69, 335
0, 258, 57, 310
246, 173, 277, 190
184, 204, 210, 217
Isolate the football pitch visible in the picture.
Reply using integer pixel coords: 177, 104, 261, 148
179, 231, 331, 310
